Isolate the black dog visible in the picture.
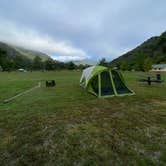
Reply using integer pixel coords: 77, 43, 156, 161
46, 80, 56, 87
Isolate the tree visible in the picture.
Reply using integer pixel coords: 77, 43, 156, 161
45, 58, 55, 70
77, 64, 85, 70
0, 65, 3, 71
0, 49, 7, 69
55, 61, 65, 70
65, 61, 76, 70
143, 58, 153, 71
32, 56, 43, 70
98, 58, 110, 67
120, 62, 129, 70
131, 54, 145, 71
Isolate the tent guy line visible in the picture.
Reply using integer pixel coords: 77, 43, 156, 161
3, 82, 41, 104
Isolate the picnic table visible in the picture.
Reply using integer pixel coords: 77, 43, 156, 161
139, 73, 164, 85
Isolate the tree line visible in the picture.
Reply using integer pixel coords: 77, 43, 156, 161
0, 49, 90, 71
98, 57, 153, 71
0, 48, 154, 72
32, 56, 90, 71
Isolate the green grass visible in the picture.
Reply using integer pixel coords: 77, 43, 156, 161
0, 71, 166, 165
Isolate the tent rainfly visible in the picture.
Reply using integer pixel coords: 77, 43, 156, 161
80, 66, 134, 97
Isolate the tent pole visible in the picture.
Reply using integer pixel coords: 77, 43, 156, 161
110, 71, 117, 96
98, 74, 101, 97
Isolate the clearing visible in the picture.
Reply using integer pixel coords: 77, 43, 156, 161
0, 71, 166, 165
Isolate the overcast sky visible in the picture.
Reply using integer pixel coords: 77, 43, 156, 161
0, 0, 165, 62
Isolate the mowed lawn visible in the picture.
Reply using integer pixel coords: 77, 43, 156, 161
0, 71, 166, 166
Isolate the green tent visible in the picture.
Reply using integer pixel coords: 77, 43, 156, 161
80, 65, 134, 97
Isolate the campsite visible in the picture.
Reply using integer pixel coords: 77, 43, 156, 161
0, 70, 166, 165
1, 0, 166, 165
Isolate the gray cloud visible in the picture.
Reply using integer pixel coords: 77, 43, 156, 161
0, 18, 88, 61
0, 0, 165, 61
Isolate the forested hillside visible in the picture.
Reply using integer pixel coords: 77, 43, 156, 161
0, 42, 32, 71
111, 31, 166, 71
13, 46, 50, 61
0, 42, 89, 71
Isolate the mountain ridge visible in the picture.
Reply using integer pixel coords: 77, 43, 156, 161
0, 41, 50, 61
110, 31, 166, 70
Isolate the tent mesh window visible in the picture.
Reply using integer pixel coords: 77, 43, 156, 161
101, 71, 114, 96
111, 70, 132, 94
91, 75, 99, 95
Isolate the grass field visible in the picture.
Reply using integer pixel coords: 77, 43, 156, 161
0, 71, 166, 166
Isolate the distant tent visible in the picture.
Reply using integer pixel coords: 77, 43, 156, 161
80, 65, 134, 97
17, 68, 27, 72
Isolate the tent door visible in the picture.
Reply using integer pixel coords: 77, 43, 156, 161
111, 70, 132, 94
100, 71, 115, 96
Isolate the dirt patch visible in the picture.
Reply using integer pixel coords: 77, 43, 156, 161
151, 99, 166, 107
